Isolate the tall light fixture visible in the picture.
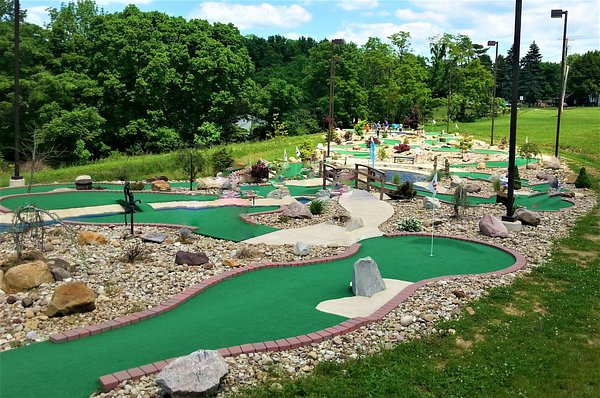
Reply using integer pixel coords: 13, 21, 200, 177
551, 9, 568, 158
487, 40, 499, 146
12, 0, 22, 183
445, 59, 453, 134
327, 38, 344, 157
503, 0, 522, 222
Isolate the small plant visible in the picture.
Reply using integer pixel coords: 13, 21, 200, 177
457, 136, 473, 154
574, 167, 591, 188
236, 246, 258, 259
124, 240, 145, 263
452, 184, 470, 218
377, 146, 388, 161
512, 166, 522, 190
344, 130, 353, 141
393, 143, 410, 153
210, 147, 233, 174
129, 181, 145, 190
392, 173, 401, 185
498, 137, 508, 149
398, 217, 422, 232
403, 137, 410, 144
396, 182, 417, 199
365, 137, 380, 148
309, 199, 326, 215
519, 142, 540, 164
298, 140, 315, 161
250, 161, 269, 182
491, 177, 505, 194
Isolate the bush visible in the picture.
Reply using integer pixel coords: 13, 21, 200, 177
344, 130, 353, 141
250, 161, 269, 182
309, 199, 326, 215
298, 140, 315, 161
393, 143, 410, 153
365, 137, 380, 148
398, 217, 422, 232
377, 147, 388, 161
392, 173, 401, 185
210, 147, 233, 173
575, 167, 591, 188
395, 182, 416, 199
519, 142, 540, 164
129, 181, 145, 190
513, 166, 522, 190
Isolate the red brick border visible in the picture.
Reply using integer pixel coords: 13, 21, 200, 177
94, 234, 527, 391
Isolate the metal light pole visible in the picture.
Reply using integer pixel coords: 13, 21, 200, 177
503, 0, 522, 222
487, 40, 499, 146
551, 9, 568, 158
12, 0, 22, 183
327, 39, 344, 158
445, 60, 452, 134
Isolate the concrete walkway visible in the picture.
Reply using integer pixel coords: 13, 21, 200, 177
243, 189, 394, 246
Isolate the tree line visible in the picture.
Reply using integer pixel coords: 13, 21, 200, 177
0, 0, 597, 165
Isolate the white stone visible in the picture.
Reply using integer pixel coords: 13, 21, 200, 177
502, 220, 523, 231
422, 196, 441, 210
352, 257, 386, 297
293, 241, 310, 256
345, 217, 364, 231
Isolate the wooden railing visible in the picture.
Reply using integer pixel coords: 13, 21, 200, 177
355, 164, 385, 200
321, 162, 341, 189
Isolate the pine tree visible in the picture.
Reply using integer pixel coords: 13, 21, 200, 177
520, 42, 544, 106
499, 45, 514, 102
575, 167, 591, 188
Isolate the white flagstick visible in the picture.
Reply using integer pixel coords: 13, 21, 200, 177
430, 205, 435, 256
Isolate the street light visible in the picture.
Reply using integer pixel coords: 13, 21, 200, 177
444, 59, 453, 134
487, 40, 499, 146
551, 8, 568, 158
327, 38, 344, 158
12, 0, 23, 185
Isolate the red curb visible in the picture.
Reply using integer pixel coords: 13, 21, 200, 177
113, 370, 130, 383
49, 333, 67, 343
297, 335, 312, 345
139, 363, 158, 375
99, 375, 119, 392
306, 332, 324, 343
217, 347, 231, 357
153, 360, 169, 371
274, 339, 292, 350
286, 337, 302, 349
251, 342, 267, 352
127, 367, 145, 380
228, 346, 243, 356
264, 341, 278, 352
240, 343, 256, 354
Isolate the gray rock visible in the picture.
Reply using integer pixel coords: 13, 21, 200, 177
175, 251, 209, 266
141, 232, 168, 243
515, 208, 541, 226
536, 172, 550, 180
422, 196, 441, 210
422, 313, 435, 322
315, 189, 331, 199
75, 175, 92, 190
450, 175, 463, 187
47, 257, 75, 272
400, 315, 414, 327
21, 297, 33, 308
352, 257, 386, 297
6, 295, 17, 304
282, 202, 312, 219
51, 267, 71, 281
267, 188, 290, 200
293, 242, 310, 256
345, 217, 364, 231
156, 350, 228, 398
478, 215, 509, 238
544, 156, 561, 170
26, 331, 37, 340
464, 183, 481, 193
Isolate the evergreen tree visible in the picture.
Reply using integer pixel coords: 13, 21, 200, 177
499, 46, 514, 102
520, 42, 544, 106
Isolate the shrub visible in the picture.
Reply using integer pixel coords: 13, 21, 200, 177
402, 106, 422, 129
309, 199, 326, 215
452, 185, 469, 218
392, 173, 401, 185
250, 161, 269, 182
377, 147, 388, 161
519, 142, 540, 164
575, 167, 591, 188
393, 143, 410, 153
398, 217, 422, 232
513, 166, 522, 190
298, 140, 314, 161
343, 130, 353, 141
210, 147, 233, 173
395, 182, 416, 199
364, 137, 380, 148
129, 181, 145, 191
457, 136, 473, 154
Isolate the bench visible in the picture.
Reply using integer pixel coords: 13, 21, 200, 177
393, 155, 416, 164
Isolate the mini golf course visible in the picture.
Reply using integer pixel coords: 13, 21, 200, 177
0, 235, 520, 398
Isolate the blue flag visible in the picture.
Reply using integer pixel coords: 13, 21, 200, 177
370, 138, 375, 167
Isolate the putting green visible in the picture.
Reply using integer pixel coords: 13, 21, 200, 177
0, 235, 516, 398
0, 191, 218, 211
69, 206, 279, 242
0, 182, 202, 198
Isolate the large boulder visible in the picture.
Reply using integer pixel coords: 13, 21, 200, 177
197, 177, 226, 189
151, 180, 171, 191
75, 175, 92, 190
352, 257, 386, 297
46, 281, 96, 317
266, 188, 290, 199
544, 157, 561, 170
78, 231, 108, 245
3, 261, 54, 291
478, 215, 509, 238
422, 196, 441, 210
156, 350, 228, 398
175, 251, 209, 266
282, 202, 312, 219
464, 183, 481, 193
515, 208, 541, 226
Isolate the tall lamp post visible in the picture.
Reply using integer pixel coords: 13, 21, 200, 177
487, 40, 499, 146
327, 38, 344, 158
12, 0, 23, 185
551, 9, 568, 158
445, 60, 453, 134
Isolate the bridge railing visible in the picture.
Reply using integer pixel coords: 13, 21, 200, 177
355, 164, 385, 200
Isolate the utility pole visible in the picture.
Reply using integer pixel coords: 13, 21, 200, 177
488, 40, 499, 146
327, 39, 344, 158
12, 0, 22, 184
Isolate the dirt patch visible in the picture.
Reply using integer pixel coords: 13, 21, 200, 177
557, 247, 598, 266
474, 333, 486, 343
583, 233, 600, 243
455, 337, 473, 350
503, 303, 525, 316
587, 338, 600, 347
532, 301, 547, 315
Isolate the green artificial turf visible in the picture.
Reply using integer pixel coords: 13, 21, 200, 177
70, 206, 279, 242
0, 236, 516, 398
240, 184, 328, 198
0, 191, 218, 211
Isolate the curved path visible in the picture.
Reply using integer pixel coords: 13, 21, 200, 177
244, 189, 394, 246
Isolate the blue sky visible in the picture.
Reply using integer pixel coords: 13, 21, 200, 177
21, 0, 599, 62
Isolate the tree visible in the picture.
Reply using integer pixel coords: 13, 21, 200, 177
176, 148, 205, 190
520, 42, 544, 105
568, 51, 600, 106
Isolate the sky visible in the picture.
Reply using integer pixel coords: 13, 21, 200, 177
20, 0, 599, 62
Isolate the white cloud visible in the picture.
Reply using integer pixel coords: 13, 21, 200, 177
337, 0, 379, 11
284, 32, 301, 40
361, 11, 390, 17
24, 6, 51, 27
189, 2, 312, 30
95, 0, 153, 5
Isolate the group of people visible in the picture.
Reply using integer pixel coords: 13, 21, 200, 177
362, 120, 404, 137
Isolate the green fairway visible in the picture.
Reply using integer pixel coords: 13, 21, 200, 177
0, 235, 516, 398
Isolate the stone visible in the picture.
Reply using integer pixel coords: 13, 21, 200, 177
526, 162, 539, 170
544, 156, 561, 170
75, 175, 92, 190
6, 295, 17, 304
145, 176, 169, 183
293, 241, 310, 256
21, 297, 33, 307
141, 232, 168, 243
26, 331, 37, 340
78, 231, 108, 245
463, 183, 481, 193
175, 251, 209, 266
400, 315, 414, 327
151, 180, 171, 191
422, 196, 441, 210
502, 220, 522, 232
315, 189, 331, 199
536, 172, 550, 180
51, 267, 72, 281
452, 290, 467, 298
466, 306, 476, 315
47, 258, 75, 272
46, 281, 96, 317
281, 202, 312, 219
222, 259, 242, 267
450, 175, 463, 187
422, 313, 435, 322
515, 208, 541, 226
333, 212, 351, 223
345, 217, 364, 231
3, 261, 54, 291
351, 257, 386, 297
476, 162, 486, 170
478, 215, 509, 238
156, 350, 228, 398
565, 173, 578, 184
266, 188, 290, 200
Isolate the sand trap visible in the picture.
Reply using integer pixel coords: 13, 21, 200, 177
316, 278, 413, 318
